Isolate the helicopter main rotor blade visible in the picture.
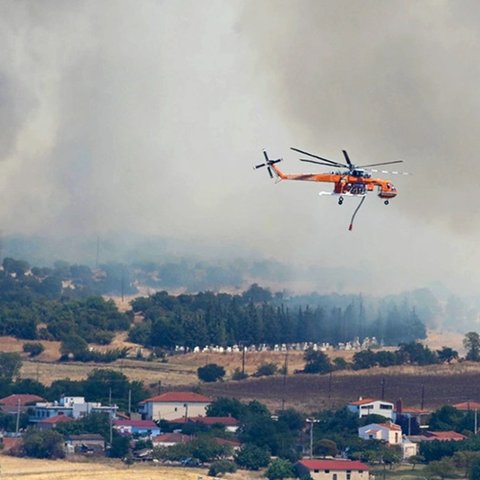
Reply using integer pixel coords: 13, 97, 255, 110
300, 159, 345, 168
342, 150, 353, 168
255, 163, 267, 169
357, 160, 404, 168
291, 147, 346, 167
267, 167, 273, 178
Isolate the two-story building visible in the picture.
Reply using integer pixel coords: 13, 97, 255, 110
347, 398, 394, 420
296, 459, 369, 480
139, 392, 212, 421
32, 396, 117, 422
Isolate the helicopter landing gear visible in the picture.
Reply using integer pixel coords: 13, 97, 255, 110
338, 196, 344, 205
384, 200, 389, 205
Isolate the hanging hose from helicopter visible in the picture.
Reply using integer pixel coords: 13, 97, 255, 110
348, 195, 366, 231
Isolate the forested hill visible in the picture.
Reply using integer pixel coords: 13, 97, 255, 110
0, 258, 427, 350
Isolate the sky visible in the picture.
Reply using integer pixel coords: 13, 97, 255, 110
1, 0, 480, 294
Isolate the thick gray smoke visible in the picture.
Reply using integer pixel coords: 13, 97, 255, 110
0, 1, 479, 294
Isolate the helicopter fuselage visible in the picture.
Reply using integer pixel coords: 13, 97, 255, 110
270, 165, 397, 201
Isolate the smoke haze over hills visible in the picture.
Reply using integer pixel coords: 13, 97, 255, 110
1, 1, 480, 295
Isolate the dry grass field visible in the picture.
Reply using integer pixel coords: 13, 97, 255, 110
0, 455, 261, 480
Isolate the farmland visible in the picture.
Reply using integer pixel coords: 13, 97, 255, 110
0, 455, 261, 480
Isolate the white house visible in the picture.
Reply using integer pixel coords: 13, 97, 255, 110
296, 459, 369, 480
347, 398, 394, 420
139, 391, 212, 421
358, 422, 402, 445
32, 396, 117, 422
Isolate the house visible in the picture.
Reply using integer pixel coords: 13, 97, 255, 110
37, 413, 75, 431
139, 392, 212, 421
401, 438, 418, 459
64, 434, 105, 456
0, 394, 45, 414
453, 401, 480, 411
393, 399, 430, 432
151, 432, 192, 447
296, 459, 369, 480
169, 415, 240, 433
212, 437, 241, 451
425, 431, 467, 441
113, 419, 161, 437
32, 396, 117, 422
358, 422, 402, 445
347, 398, 394, 420
408, 430, 467, 443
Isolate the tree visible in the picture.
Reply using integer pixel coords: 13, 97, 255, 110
110, 434, 130, 458
0, 352, 22, 382
197, 363, 225, 383
265, 458, 295, 480
424, 458, 456, 480
207, 397, 246, 419
22, 429, 65, 459
437, 347, 458, 364
303, 348, 332, 374
60, 334, 88, 359
464, 332, 480, 361
470, 457, 480, 480
314, 439, 338, 457
408, 454, 425, 470
23, 342, 45, 357
429, 405, 463, 431
235, 444, 270, 470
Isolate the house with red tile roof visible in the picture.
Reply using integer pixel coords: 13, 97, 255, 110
425, 431, 467, 441
358, 422, 402, 445
139, 391, 212, 421
37, 414, 75, 430
296, 459, 369, 480
169, 415, 240, 432
453, 401, 480, 411
0, 394, 45, 414
151, 432, 193, 447
347, 397, 394, 420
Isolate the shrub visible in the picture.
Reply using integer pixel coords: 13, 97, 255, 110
232, 368, 248, 380
254, 363, 278, 377
197, 363, 225, 383
23, 342, 44, 357
208, 459, 237, 476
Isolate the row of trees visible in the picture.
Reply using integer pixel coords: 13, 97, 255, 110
129, 287, 426, 349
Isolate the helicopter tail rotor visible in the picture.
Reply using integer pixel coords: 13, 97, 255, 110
254, 150, 282, 179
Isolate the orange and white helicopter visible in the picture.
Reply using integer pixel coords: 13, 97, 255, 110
255, 147, 407, 230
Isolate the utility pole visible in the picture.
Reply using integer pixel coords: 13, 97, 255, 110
282, 351, 288, 412
15, 398, 20, 435
420, 385, 425, 410
128, 389, 132, 417
306, 418, 319, 459
380, 377, 385, 401
475, 408, 478, 435
242, 345, 246, 375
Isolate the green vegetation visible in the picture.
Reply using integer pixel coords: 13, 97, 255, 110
197, 363, 226, 383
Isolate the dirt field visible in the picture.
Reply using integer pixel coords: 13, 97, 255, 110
201, 361, 480, 413
0, 455, 262, 480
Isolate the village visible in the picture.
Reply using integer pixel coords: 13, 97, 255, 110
1, 387, 479, 479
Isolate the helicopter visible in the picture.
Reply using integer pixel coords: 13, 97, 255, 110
254, 147, 407, 230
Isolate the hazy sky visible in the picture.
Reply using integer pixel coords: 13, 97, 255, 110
1, 0, 480, 294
